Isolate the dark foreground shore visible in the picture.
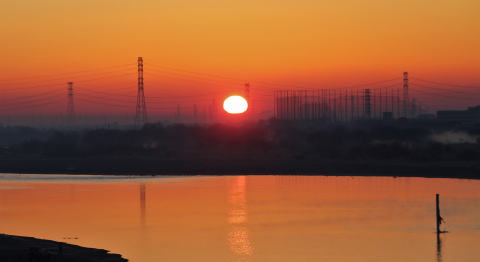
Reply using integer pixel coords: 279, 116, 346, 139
0, 156, 479, 179
0, 234, 127, 262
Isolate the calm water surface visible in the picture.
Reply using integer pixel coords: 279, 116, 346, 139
0, 174, 479, 262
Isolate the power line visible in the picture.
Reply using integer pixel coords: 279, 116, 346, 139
0, 93, 64, 107
1, 89, 64, 103
411, 77, 480, 89
146, 62, 401, 90
411, 83, 480, 96
1, 71, 136, 93
0, 63, 136, 84
76, 97, 177, 111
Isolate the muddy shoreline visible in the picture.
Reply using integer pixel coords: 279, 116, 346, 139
0, 234, 127, 262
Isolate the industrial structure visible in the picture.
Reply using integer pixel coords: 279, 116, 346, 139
273, 73, 418, 122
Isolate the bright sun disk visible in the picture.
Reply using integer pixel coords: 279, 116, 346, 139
223, 96, 248, 114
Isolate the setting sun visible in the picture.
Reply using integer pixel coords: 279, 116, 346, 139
223, 96, 248, 114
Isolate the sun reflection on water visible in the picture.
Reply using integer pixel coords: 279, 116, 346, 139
228, 176, 253, 259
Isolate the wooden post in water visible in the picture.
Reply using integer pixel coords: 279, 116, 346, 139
436, 193, 443, 234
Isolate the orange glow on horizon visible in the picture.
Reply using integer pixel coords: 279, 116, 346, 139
0, 0, 479, 116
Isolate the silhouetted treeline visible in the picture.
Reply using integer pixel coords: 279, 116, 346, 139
1, 119, 480, 176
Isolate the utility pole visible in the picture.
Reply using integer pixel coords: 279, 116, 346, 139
350, 91, 355, 121
412, 98, 417, 118
244, 83, 250, 105
379, 88, 382, 118
193, 104, 198, 122
364, 89, 371, 119
273, 90, 277, 119
135, 57, 148, 127
211, 99, 217, 122
176, 104, 181, 122
403, 72, 409, 118
66, 82, 75, 125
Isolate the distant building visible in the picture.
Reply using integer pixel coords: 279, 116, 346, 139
437, 106, 480, 122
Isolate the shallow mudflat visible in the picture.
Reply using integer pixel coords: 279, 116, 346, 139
0, 234, 127, 262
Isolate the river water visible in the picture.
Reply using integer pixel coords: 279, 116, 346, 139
0, 174, 479, 262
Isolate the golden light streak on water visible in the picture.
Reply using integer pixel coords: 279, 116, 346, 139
228, 176, 253, 258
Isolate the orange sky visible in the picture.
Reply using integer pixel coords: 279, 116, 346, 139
0, 0, 479, 116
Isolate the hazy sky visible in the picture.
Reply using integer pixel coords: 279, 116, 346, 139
0, 0, 479, 114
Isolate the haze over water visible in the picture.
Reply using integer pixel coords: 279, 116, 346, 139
1, 174, 479, 262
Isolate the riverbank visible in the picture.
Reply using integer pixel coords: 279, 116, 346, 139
0, 234, 127, 262
2, 121, 480, 180
0, 156, 479, 179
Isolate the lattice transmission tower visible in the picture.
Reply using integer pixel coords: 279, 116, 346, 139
135, 57, 148, 126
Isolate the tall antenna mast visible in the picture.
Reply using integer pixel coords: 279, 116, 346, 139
135, 57, 148, 126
